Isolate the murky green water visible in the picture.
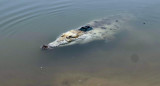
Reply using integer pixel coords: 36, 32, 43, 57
0, 0, 160, 86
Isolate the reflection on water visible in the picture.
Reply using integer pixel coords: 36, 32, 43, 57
0, 0, 160, 86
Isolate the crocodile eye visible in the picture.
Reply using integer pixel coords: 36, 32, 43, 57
61, 35, 64, 37
66, 36, 74, 39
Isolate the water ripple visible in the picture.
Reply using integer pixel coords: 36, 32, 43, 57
0, 0, 73, 36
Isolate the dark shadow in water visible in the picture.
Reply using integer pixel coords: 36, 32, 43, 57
131, 53, 140, 63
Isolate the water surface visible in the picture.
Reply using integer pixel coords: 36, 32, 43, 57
0, 0, 160, 86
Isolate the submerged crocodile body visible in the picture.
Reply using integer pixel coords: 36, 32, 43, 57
42, 15, 130, 50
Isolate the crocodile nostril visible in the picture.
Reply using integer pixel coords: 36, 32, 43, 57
41, 45, 48, 50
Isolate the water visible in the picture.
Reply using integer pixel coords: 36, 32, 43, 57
0, 0, 160, 86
